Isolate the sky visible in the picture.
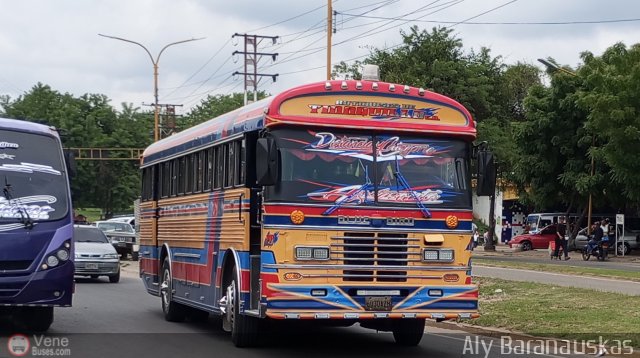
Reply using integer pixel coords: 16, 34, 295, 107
1, 0, 639, 115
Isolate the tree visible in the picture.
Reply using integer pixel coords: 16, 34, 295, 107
578, 43, 640, 208
183, 91, 269, 129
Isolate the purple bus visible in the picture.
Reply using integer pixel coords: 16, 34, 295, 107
0, 117, 74, 331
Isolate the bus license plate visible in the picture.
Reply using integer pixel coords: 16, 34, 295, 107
365, 296, 392, 311
86, 263, 99, 270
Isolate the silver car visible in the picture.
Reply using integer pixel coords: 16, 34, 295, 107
572, 227, 639, 255
94, 220, 138, 260
74, 225, 120, 283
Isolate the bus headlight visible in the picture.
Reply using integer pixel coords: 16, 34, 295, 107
56, 249, 70, 261
295, 246, 330, 261
422, 249, 454, 262
46, 255, 60, 267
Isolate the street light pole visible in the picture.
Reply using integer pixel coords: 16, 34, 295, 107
99, 34, 204, 142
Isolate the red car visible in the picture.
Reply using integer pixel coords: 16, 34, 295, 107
509, 224, 558, 251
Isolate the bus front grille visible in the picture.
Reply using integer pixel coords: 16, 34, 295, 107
0, 260, 32, 271
331, 232, 418, 282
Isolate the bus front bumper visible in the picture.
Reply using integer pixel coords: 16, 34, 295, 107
0, 261, 74, 307
262, 284, 479, 320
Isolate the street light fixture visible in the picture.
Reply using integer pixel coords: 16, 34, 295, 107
537, 58, 595, 234
99, 34, 205, 142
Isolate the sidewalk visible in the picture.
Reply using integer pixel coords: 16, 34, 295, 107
473, 245, 640, 264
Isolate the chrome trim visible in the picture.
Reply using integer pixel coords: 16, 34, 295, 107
329, 257, 420, 262
332, 235, 419, 241
173, 253, 201, 259
315, 313, 330, 319
331, 243, 420, 248
331, 250, 421, 256
344, 313, 360, 319
403, 313, 417, 318
284, 313, 300, 319
431, 313, 446, 319
302, 273, 442, 279
263, 264, 469, 271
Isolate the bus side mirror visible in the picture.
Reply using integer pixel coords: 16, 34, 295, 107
476, 150, 496, 196
256, 138, 279, 186
63, 150, 77, 178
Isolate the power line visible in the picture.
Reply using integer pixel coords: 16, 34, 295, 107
338, 13, 640, 25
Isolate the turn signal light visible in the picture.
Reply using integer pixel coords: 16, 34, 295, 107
445, 215, 459, 229
284, 272, 303, 281
290, 210, 305, 224
443, 273, 460, 282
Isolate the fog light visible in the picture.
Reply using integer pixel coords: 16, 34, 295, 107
53, 291, 61, 297
311, 289, 327, 296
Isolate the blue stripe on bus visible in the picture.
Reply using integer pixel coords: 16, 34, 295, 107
262, 215, 472, 231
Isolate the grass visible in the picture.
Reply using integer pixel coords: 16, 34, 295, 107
75, 208, 102, 222
473, 258, 640, 282
471, 277, 640, 347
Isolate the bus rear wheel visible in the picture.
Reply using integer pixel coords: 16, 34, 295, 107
392, 318, 425, 346
21, 307, 54, 332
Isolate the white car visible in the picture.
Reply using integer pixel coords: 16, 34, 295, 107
74, 225, 120, 283
107, 215, 135, 228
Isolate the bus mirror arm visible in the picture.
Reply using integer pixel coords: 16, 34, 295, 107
256, 138, 279, 186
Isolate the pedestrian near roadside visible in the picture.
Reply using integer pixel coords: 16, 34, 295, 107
472, 230, 479, 249
601, 218, 610, 239
554, 216, 570, 260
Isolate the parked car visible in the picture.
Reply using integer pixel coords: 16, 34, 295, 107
74, 225, 120, 283
572, 227, 639, 255
94, 220, 139, 260
509, 224, 558, 251
107, 215, 136, 230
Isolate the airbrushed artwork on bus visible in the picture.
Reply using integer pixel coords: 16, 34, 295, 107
0, 195, 58, 220
277, 130, 462, 207
0, 162, 62, 175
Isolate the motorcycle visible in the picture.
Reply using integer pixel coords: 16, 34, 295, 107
581, 238, 609, 261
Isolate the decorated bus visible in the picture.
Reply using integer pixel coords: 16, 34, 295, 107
0, 117, 75, 331
139, 69, 493, 347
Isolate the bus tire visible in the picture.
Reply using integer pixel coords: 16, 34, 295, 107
392, 318, 425, 346
22, 307, 54, 332
222, 267, 259, 347
160, 259, 187, 322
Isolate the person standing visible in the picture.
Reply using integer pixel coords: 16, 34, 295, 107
554, 216, 570, 260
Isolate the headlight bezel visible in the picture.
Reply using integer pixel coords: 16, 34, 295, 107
422, 248, 455, 262
295, 246, 330, 261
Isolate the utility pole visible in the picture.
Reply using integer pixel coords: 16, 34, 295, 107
143, 103, 183, 138
327, 0, 333, 80
232, 33, 279, 105
99, 34, 204, 142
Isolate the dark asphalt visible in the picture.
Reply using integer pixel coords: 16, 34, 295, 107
0, 271, 606, 358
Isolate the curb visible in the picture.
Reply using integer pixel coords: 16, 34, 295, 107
425, 320, 640, 357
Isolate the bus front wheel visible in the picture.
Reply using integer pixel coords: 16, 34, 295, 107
222, 267, 259, 347
160, 259, 187, 322
392, 318, 425, 346
22, 307, 54, 332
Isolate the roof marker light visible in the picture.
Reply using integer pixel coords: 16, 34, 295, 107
418, 88, 425, 96
341, 81, 348, 90
403, 85, 410, 93
389, 84, 396, 92
372, 82, 379, 90
355, 81, 363, 90
325, 82, 332, 90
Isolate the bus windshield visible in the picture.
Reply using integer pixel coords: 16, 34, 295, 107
266, 128, 471, 209
0, 130, 69, 222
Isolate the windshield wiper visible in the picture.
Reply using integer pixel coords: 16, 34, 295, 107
3, 177, 34, 230
323, 162, 372, 216
393, 157, 432, 218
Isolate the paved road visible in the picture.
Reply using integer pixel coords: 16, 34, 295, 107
0, 267, 591, 358
475, 252, 640, 272
474, 266, 640, 295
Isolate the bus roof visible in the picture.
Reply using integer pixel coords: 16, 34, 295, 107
142, 79, 475, 166
0, 117, 59, 137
